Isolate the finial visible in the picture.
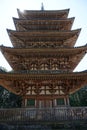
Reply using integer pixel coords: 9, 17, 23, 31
41, 3, 44, 11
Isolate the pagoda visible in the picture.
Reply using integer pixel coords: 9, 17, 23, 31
0, 7, 87, 108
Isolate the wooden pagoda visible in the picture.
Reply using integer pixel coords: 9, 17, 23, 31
0, 8, 87, 108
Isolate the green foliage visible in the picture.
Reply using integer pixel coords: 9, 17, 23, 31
0, 66, 7, 72
0, 85, 22, 108
0, 67, 22, 108
70, 86, 87, 106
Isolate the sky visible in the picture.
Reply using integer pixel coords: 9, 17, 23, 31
0, 0, 87, 71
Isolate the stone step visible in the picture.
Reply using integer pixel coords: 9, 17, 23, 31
0, 121, 87, 130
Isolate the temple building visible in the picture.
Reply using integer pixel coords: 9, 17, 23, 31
0, 7, 87, 108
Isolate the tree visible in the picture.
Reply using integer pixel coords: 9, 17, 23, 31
0, 85, 22, 108
0, 67, 22, 108
69, 86, 87, 106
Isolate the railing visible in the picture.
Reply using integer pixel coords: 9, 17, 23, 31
0, 107, 87, 122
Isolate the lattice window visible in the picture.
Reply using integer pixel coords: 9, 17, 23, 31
27, 99, 35, 107
52, 64, 58, 70
56, 98, 65, 105
41, 64, 48, 70
31, 64, 37, 70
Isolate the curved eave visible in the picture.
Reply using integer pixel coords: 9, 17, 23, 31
0, 71, 87, 95
17, 8, 70, 19
7, 29, 80, 36
0, 71, 87, 80
0, 78, 18, 95
7, 29, 81, 46
1, 45, 87, 55
13, 17, 74, 24
13, 17, 75, 31
0, 45, 87, 71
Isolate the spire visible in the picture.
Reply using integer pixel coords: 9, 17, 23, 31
41, 3, 44, 11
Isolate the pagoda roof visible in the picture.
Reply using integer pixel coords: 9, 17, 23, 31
0, 71, 87, 95
1, 45, 87, 55
0, 70, 87, 80
0, 45, 87, 71
17, 9, 70, 19
13, 17, 74, 31
7, 29, 80, 37
7, 29, 81, 47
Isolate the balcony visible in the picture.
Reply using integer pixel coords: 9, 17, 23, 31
0, 107, 87, 123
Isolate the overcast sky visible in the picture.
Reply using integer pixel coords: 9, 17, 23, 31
0, 0, 87, 71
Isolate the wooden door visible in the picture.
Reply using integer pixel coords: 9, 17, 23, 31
39, 100, 52, 108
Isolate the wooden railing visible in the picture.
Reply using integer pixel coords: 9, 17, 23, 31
0, 107, 87, 122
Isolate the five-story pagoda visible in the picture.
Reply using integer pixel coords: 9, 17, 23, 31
0, 6, 87, 108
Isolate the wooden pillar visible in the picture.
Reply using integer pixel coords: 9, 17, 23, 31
65, 95, 70, 106
64, 97, 67, 106
54, 99, 56, 107
36, 98, 39, 108
22, 97, 26, 107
